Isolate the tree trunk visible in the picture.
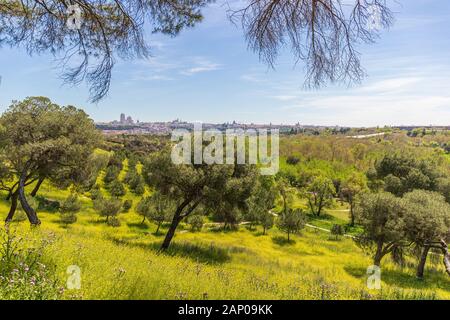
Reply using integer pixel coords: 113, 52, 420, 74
160, 215, 182, 250
5, 191, 19, 222
156, 222, 161, 234
18, 173, 40, 225
439, 239, 450, 276
416, 245, 430, 279
30, 177, 45, 197
373, 242, 384, 267
141, 216, 146, 224
287, 230, 290, 241
348, 199, 355, 226
263, 226, 266, 235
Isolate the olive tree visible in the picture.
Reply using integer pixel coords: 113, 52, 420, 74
0, 96, 101, 225
402, 190, 450, 278
276, 208, 306, 241
303, 175, 335, 217
142, 148, 258, 250
245, 176, 276, 231
136, 191, 174, 234
341, 172, 368, 226
354, 192, 405, 266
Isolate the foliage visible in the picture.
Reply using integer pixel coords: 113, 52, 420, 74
122, 200, 133, 213
94, 197, 122, 223
136, 192, 174, 234
354, 192, 405, 266
277, 208, 306, 241
187, 215, 204, 232
0, 227, 62, 299
303, 175, 335, 216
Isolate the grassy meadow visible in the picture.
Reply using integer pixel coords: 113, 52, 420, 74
1, 164, 449, 300
1, 131, 450, 300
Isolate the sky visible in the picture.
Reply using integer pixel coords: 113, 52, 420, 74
1, 0, 450, 127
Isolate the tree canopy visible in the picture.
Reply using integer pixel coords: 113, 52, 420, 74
0, 96, 101, 224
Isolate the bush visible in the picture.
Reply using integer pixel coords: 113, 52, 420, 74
60, 194, 81, 214
286, 156, 300, 165
187, 215, 204, 232
36, 196, 60, 212
330, 224, 344, 240
94, 197, 122, 223
60, 212, 77, 225
108, 180, 126, 198
122, 199, 133, 213
107, 216, 121, 227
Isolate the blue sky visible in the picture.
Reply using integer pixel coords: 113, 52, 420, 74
1, 0, 450, 126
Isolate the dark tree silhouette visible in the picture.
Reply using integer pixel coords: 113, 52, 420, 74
230, 0, 393, 87
0, 1, 393, 101
0, 0, 211, 102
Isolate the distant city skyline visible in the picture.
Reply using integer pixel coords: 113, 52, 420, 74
1, 1, 450, 127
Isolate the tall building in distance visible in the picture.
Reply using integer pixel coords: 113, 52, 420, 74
119, 113, 134, 125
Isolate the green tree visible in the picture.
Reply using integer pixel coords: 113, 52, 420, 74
109, 180, 126, 198
94, 197, 122, 223
245, 176, 276, 230
142, 148, 257, 250
136, 192, 174, 234
277, 208, 306, 241
304, 176, 335, 216
0, 97, 101, 225
402, 190, 450, 279
354, 192, 405, 266
341, 172, 368, 226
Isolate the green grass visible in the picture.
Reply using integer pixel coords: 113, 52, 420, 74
1, 176, 449, 300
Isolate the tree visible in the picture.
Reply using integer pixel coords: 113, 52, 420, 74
304, 176, 335, 216
354, 192, 405, 266
276, 208, 306, 241
341, 172, 368, 226
260, 211, 275, 235
401, 190, 450, 279
0, 1, 393, 101
122, 199, 133, 213
245, 176, 276, 230
142, 148, 258, 250
436, 178, 450, 203
231, 1, 393, 88
108, 180, 126, 198
94, 197, 122, 223
371, 153, 442, 196
136, 191, 174, 234
187, 215, 204, 232
0, 0, 210, 102
0, 97, 101, 225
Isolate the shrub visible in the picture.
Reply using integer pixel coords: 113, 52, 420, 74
60, 194, 81, 214
36, 196, 60, 212
187, 215, 204, 232
94, 197, 122, 223
286, 156, 300, 165
60, 212, 77, 225
122, 199, 133, 213
330, 224, 344, 240
107, 216, 121, 227
109, 180, 126, 198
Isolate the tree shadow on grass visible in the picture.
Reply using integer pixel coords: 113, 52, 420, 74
127, 222, 149, 230
110, 238, 231, 264
344, 265, 450, 291
272, 236, 296, 246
